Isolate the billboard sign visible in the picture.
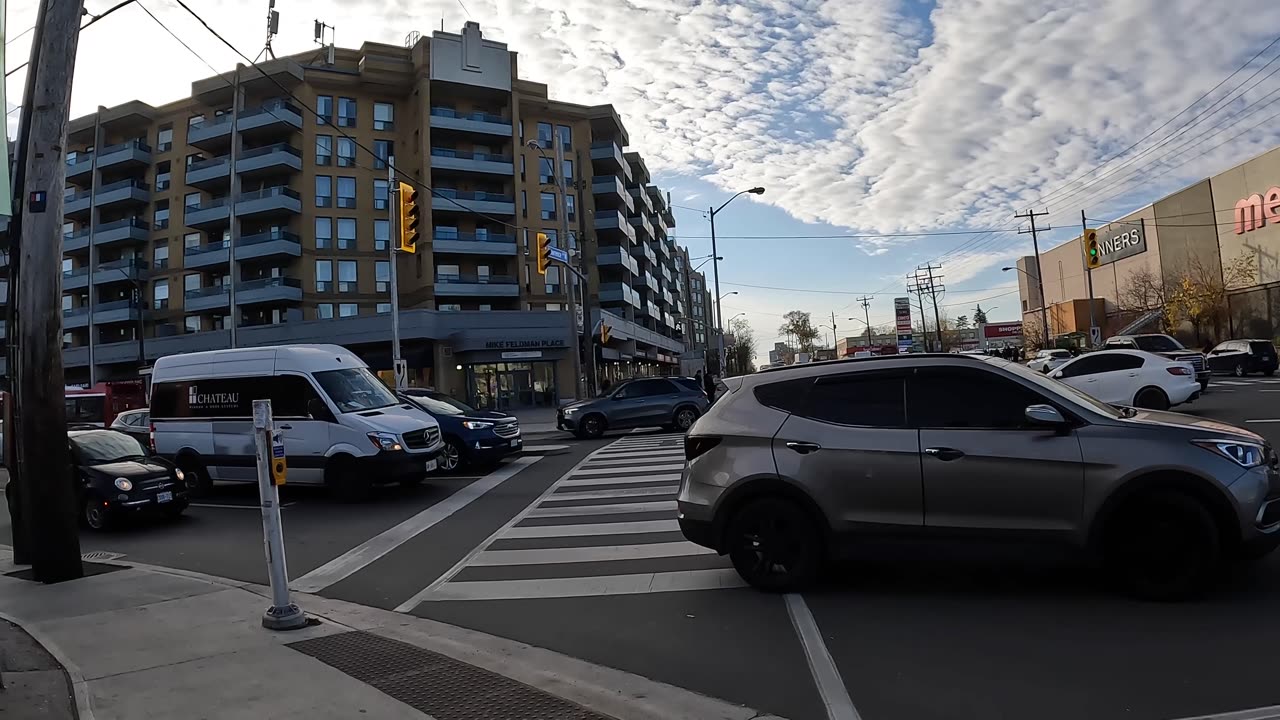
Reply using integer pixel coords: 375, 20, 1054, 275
1095, 224, 1146, 265
982, 321, 1023, 339
894, 297, 913, 353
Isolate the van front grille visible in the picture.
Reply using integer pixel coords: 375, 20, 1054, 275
402, 427, 440, 450
494, 421, 520, 438
1175, 354, 1205, 372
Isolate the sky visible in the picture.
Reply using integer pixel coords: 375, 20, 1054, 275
7, 0, 1280, 361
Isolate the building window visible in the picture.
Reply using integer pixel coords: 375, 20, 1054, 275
315, 176, 332, 207
536, 122, 553, 149
520, 190, 527, 219
337, 260, 357, 292
184, 316, 200, 334
153, 279, 169, 310
373, 140, 393, 169
545, 266, 560, 294
519, 155, 526, 181
374, 219, 389, 251
562, 159, 573, 184
540, 192, 557, 220
184, 191, 201, 209
339, 303, 358, 317
316, 260, 332, 292
565, 194, 576, 221
315, 135, 332, 166
538, 157, 554, 184
337, 177, 356, 209
337, 218, 356, 250
155, 161, 171, 191
374, 102, 395, 131
336, 137, 356, 167
337, 97, 357, 127
315, 217, 332, 249
375, 261, 390, 292
183, 232, 200, 249
316, 303, 334, 319
437, 263, 460, 281
546, 303, 562, 311
157, 125, 173, 152
62, 258, 72, 275
556, 125, 572, 150
440, 304, 462, 312
316, 95, 333, 125
154, 244, 169, 269
183, 273, 201, 294
154, 201, 169, 230
479, 304, 491, 312
374, 179, 389, 210
376, 302, 391, 314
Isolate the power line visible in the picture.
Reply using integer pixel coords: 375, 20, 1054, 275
5, 0, 139, 78
672, 228, 1006, 240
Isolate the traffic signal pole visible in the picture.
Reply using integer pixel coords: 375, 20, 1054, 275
388, 159, 404, 389
1081, 209, 1096, 347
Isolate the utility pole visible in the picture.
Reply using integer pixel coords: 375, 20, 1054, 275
829, 311, 837, 350
906, 275, 928, 351
1015, 208, 1052, 348
1081, 209, 1097, 348
15, 0, 86, 582
856, 295, 873, 349
554, 134, 587, 399
227, 65, 243, 348
921, 263, 945, 352
387, 159, 403, 388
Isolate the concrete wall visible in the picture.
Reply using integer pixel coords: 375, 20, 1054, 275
429, 22, 512, 91
1211, 146, 1280, 287
1152, 179, 1222, 285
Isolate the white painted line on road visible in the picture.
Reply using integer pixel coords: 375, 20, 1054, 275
290, 456, 540, 594
1170, 704, 1280, 720
418, 568, 745, 601
506, 519, 680, 538
572, 463, 685, 476
586, 453, 686, 466
1218, 380, 1249, 386
527, 500, 676, 518
560, 474, 681, 487
189, 501, 297, 510
472, 541, 715, 566
785, 594, 861, 720
1247, 419, 1280, 424
547, 486, 677, 501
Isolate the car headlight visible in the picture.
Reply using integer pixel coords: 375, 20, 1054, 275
174, 468, 185, 482
367, 432, 403, 451
114, 478, 133, 491
462, 420, 494, 430
563, 407, 579, 415
1193, 439, 1267, 468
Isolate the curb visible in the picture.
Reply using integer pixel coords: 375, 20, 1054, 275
0, 609, 94, 720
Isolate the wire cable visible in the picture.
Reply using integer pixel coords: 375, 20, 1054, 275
5, 0, 139, 78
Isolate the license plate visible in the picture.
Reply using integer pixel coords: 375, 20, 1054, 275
510, 439, 519, 447
425, 459, 438, 473
157, 491, 173, 504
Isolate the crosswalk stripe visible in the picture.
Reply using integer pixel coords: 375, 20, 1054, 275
507, 519, 680, 538
526, 500, 676, 518
573, 463, 684, 476
547, 486, 677, 501
560, 474, 681, 487
471, 541, 715, 566
416, 568, 745, 601
1218, 380, 1248, 386
586, 454, 686, 466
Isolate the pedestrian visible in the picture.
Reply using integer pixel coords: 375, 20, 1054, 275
703, 371, 716, 401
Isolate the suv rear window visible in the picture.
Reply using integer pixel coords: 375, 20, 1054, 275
753, 378, 813, 414
671, 377, 703, 394
1250, 341, 1276, 355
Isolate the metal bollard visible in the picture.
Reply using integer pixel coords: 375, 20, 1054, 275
253, 399, 307, 631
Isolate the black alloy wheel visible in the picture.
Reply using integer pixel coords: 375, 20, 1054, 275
439, 440, 464, 472
577, 414, 605, 439
674, 407, 698, 431
727, 498, 822, 592
84, 498, 110, 531
1105, 489, 1221, 600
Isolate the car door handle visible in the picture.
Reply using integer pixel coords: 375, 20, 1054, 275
924, 447, 965, 461
785, 441, 821, 454
278, 424, 293, 430
1126, 373, 1138, 377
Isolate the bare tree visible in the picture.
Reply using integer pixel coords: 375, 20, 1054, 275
1166, 253, 1255, 344
727, 316, 757, 375
777, 311, 821, 353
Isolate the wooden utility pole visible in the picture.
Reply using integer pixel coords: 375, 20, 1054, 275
15, 0, 86, 582
1015, 209, 1052, 348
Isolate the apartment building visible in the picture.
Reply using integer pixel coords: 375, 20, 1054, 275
1, 22, 689, 410
673, 246, 713, 375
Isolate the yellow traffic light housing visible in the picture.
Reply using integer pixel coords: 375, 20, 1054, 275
600, 323, 611, 344
1083, 228, 1100, 269
397, 181, 420, 254
536, 232, 551, 275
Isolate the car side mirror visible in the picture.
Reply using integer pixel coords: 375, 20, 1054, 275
1051, 370, 1064, 379
307, 398, 336, 423
1025, 404, 1067, 427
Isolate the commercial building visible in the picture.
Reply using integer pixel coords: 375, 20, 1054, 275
1016, 143, 1280, 346
0, 22, 689, 410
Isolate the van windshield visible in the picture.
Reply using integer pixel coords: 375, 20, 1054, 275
313, 368, 399, 413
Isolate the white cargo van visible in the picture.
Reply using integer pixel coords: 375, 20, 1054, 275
150, 344, 443, 501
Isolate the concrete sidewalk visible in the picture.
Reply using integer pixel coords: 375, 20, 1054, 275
0, 547, 780, 720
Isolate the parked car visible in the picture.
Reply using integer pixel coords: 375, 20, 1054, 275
677, 354, 1279, 600
558, 377, 710, 439
1027, 348, 1072, 373
109, 408, 151, 447
1103, 334, 1210, 390
1206, 339, 1278, 377
1049, 350, 1199, 410
398, 389, 521, 472
70, 429, 187, 530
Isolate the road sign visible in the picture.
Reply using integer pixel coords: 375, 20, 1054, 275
548, 246, 569, 264
393, 359, 407, 390
1090, 326, 1102, 345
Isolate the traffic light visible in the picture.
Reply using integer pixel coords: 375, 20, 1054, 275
536, 232, 551, 275
600, 322, 611, 344
1083, 228, 1100, 269
396, 181, 420, 254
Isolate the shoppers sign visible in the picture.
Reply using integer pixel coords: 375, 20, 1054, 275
1095, 224, 1146, 264
982, 321, 1023, 339
894, 297, 913, 353
1234, 187, 1280, 234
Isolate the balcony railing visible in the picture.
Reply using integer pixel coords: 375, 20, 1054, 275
432, 188, 514, 204
429, 107, 508, 124
185, 285, 229, 299
185, 241, 228, 257
189, 115, 233, 132
240, 143, 302, 160
435, 273, 517, 285
240, 186, 300, 203
187, 155, 229, 172
240, 276, 303, 292
430, 147, 513, 163
432, 231, 515, 243
241, 229, 301, 247
98, 179, 149, 194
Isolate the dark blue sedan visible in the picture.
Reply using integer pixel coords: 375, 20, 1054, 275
398, 389, 522, 472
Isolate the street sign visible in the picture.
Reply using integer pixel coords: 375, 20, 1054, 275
393, 359, 407, 390
1090, 326, 1102, 345
894, 297, 913, 353
549, 246, 569, 264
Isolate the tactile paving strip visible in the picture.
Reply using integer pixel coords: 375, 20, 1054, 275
288, 630, 613, 720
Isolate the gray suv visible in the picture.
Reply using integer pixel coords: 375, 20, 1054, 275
678, 354, 1279, 599
558, 377, 709, 439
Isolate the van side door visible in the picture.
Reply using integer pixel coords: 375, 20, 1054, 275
271, 375, 329, 485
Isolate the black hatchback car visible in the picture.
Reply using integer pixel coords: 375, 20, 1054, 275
1207, 339, 1279, 377
70, 429, 188, 530
398, 389, 521, 472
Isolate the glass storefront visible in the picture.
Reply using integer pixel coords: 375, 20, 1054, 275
466, 361, 559, 410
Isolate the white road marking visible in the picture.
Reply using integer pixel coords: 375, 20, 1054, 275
472, 541, 715, 566
505, 519, 680, 538
419, 568, 745, 601
785, 594, 861, 720
546, 486, 678, 501
189, 501, 297, 510
586, 454, 686, 466
290, 456, 540, 593
1246, 419, 1280, 424
1217, 380, 1249, 386
1170, 704, 1280, 720
527, 500, 676, 518
560, 474, 681, 487
572, 463, 685, 476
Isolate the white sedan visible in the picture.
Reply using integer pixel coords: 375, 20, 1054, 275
1027, 349, 1072, 373
1048, 349, 1200, 410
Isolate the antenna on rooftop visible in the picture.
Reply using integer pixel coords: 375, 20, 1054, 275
314, 19, 336, 65
254, 0, 280, 62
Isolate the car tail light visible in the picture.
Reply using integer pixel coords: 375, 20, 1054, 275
685, 435, 721, 462
149, 423, 156, 453
1166, 366, 1192, 376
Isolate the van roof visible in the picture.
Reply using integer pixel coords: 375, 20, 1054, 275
151, 344, 367, 381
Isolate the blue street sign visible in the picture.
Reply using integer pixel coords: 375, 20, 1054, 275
548, 247, 569, 264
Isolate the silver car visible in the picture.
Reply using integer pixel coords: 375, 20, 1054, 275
558, 377, 709, 439
678, 354, 1279, 600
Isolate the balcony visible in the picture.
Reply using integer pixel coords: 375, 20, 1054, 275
432, 232, 517, 256
235, 187, 301, 219
62, 266, 91, 291
434, 273, 519, 297
629, 186, 655, 216
97, 139, 152, 171
631, 241, 657, 267
591, 175, 634, 213
184, 241, 230, 270
631, 271, 659, 294
238, 100, 303, 138
65, 154, 94, 182
596, 246, 639, 275
185, 197, 231, 228
651, 237, 671, 260
185, 155, 231, 189
184, 285, 230, 312
594, 209, 637, 245
237, 276, 303, 305
237, 143, 302, 178
94, 179, 150, 210
64, 228, 91, 253
237, 230, 302, 262
428, 107, 513, 138
91, 217, 150, 249
599, 282, 640, 308
430, 147, 514, 176
63, 306, 91, 330
93, 258, 148, 287
90, 299, 143, 326
661, 288, 675, 306
629, 212, 655, 242
590, 141, 625, 173
187, 114, 233, 150
431, 189, 515, 217
64, 189, 92, 218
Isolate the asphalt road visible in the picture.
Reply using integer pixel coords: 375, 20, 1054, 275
4, 380, 1280, 720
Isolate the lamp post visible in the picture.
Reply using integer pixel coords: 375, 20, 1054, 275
709, 188, 764, 375
846, 316, 874, 352
693, 254, 721, 271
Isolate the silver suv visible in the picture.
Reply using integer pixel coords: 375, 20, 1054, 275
678, 354, 1280, 599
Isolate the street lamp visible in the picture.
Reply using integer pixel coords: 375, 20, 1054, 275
1002, 266, 1050, 346
846, 315, 874, 352
693, 255, 722, 271
709, 187, 764, 375
718, 291, 738, 301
